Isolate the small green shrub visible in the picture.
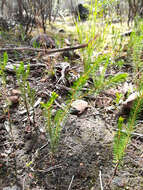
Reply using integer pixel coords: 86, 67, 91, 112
113, 19, 143, 174
0, 52, 8, 88
41, 92, 64, 154
14, 62, 36, 127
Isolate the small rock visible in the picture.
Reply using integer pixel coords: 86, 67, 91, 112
11, 89, 21, 96
71, 99, 88, 114
112, 176, 125, 188
8, 95, 19, 105
120, 91, 141, 117
123, 92, 138, 109
74, 4, 89, 21
64, 38, 71, 46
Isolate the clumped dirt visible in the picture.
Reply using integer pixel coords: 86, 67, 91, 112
1, 20, 143, 190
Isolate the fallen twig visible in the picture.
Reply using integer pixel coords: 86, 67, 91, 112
106, 163, 119, 188
115, 129, 143, 138
68, 175, 75, 190
0, 44, 86, 53
56, 84, 71, 91
0, 35, 98, 54
39, 142, 49, 150
38, 164, 62, 173
5, 63, 46, 74
99, 170, 104, 190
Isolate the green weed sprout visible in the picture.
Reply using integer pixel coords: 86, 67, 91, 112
114, 92, 143, 167
41, 62, 99, 154
0, 52, 8, 88
32, 40, 40, 48
18, 24, 26, 41
113, 19, 143, 182
113, 116, 126, 165
113, 92, 123, 105
91, 55, 128, 94
0, 52, 14, 137
41, 92, 65, 154
14, 62, 36, 127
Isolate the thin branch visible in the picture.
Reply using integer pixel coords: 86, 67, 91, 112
99, 170, 104, 190
0, 35, 98, 54
115, 129, 143, 138
68, 175, 75, 190
39, 164, 62, 173
0, 44, 85, 53
39, 142, 49, 150
106, 162, 119, 188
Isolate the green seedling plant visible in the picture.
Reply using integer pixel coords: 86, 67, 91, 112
113, 116, 125, 165
111, 19, 143, 186
41, 59, 100, 155
111, 26, 122, 52
0, 52, 14, 137
32, 40, 40, 48
112, 93, 143, 178
27, 82, 36, 127
90, 55, 128, 95
41, 69, 91, 155
113, 92, 123, 106
14, 62, 36, 128
41, 92, 62, 154
41, 97, 58, 154
17, 24, 26, 41
108, 116, 126, 186
0, 52, 9, 106
0, 52, 8, 88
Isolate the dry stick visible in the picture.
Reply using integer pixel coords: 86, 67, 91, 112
106, 162, 119, 188
41, 164, 62, 173
68, 175, 75, 190
115, 129, 143, 138
99, 170, 104, 190
0, 35, 98, 54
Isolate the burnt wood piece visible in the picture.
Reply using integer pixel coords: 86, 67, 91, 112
0, 35, 98, 54
121, 30, 133, 37
75, 4, 89, 21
